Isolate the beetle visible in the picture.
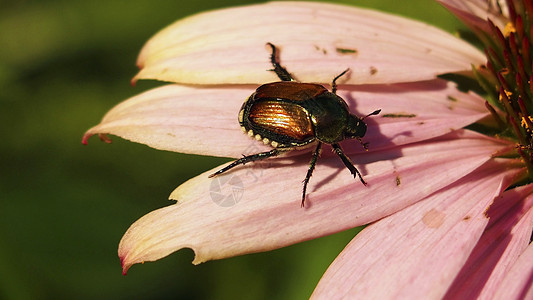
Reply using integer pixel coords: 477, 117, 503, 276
209, 43, 380, 207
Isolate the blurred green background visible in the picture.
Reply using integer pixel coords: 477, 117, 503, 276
0, 0, 466, 299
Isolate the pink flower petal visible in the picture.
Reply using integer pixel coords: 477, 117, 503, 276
494, 242, 533, 299
311, 159, 522, 299
118, 130, 512, 274
83, 84, 252, 156
444, 184, 533, 298
83, 80, 488, 157
134, 2, 485, 85
438, 0, 509, 32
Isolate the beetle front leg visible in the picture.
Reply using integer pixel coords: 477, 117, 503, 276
331, 143, 367, 185
209, 149, 283, 178
301, 142, 322, 207
331, 69, 350, 94
266, 42, 293, 82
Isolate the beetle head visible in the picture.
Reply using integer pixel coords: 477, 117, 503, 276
344, 109, 380, 139
345, 114, 367, 139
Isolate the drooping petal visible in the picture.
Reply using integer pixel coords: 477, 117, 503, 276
311, 159, 522, 299
493, 242, 533, 299
133, 1, 485, 85
83, 84, 252, 156
437, 0, 509, 33
83, 80, 488, 157
118, 130, 513, 274
444, 184, 533, 298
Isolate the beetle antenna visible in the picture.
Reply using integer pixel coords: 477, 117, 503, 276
362, 109, 381, 120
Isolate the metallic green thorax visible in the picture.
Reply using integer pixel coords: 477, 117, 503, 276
305, 91, 367, 144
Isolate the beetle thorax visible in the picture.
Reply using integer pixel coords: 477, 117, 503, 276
307, 92, 352, 143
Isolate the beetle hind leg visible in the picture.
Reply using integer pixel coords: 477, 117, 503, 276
301, 142, 322, 207
331, 143, 367, 185
266, 42, 293, 82
209, 149, 282, 178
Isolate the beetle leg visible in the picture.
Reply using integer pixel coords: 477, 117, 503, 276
356, 137, 370, 150
331, 68, 350, 94
208, 149, 283, 178
266, 42, 293, 82
331, 143, 367, 185
301, 142, 322, 207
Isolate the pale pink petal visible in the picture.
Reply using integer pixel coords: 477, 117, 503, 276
438, 0, 509, 32
311, 159, 522, 299
118, 130, 512, 273
83, 80, 488, 157
443, 184, 533, 298
83, 84, 252, 156
134, 2, 485, 85
494, 242, 533, 300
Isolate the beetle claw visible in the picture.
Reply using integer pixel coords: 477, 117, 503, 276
357, 138, 370, 150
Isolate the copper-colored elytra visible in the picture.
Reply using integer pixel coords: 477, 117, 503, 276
254, 82, 327, 102
249, 100, 314, 140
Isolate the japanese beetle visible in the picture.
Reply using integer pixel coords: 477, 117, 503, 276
210, 43, 380, 206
